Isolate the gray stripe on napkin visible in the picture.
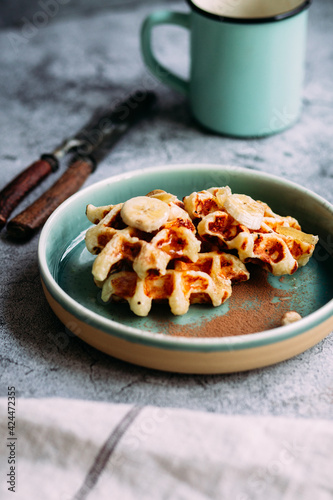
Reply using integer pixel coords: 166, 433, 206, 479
73, 405, 143, 500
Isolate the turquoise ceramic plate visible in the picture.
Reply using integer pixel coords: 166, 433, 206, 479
38, 164, 333, 373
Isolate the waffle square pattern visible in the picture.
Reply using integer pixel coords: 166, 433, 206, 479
84, 188, 318, 317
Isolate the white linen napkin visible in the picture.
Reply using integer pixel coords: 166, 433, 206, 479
0, 398, 332, 500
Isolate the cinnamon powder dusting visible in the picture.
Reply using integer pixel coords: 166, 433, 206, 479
163, 265, 294, 338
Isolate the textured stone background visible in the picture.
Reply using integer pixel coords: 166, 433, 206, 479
0, 0, 332, 417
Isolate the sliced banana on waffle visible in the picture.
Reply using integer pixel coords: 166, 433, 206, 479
224, 194, 265, 230
146, 189, 179, 205
275, 225, 319, 246
207, 186, 232, 208
121, 196, 170, 233
86, 203, 115, 224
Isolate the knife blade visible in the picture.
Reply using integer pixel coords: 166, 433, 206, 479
0, 91, 156, 230
6, 91, 157, 240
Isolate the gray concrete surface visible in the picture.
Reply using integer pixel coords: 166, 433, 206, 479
0, 0, 333, 418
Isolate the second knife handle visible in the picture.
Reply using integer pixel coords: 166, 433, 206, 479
0, 156, 58, 230
6, 158, 94, 240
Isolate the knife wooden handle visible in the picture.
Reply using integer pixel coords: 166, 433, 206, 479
7, 158, 94, 240
0, 156, 58, 230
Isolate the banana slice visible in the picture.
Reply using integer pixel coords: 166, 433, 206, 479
215, 186, 232, 208
224, 194, 265, 230
146, 189, 179, 204
145, 189, 165, 197
276, 225, 318, 246
120, 196, 170, 233
86, 203, 114, 224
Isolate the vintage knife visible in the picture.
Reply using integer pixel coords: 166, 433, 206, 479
0, 91, 156, 231
6, 91, 157, 240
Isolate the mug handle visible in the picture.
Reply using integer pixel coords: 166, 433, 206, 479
141, 11, 190, 96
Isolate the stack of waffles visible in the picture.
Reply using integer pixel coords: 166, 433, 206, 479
85, 188, 318, 316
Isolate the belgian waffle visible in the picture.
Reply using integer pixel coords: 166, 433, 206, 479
100, 251, 249, 316
184, 188, 318, 275
85, 187, 317, 317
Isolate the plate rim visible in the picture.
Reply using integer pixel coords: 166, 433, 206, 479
38, 163, 333, 352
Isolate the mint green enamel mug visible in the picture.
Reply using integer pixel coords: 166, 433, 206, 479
141, 0, 312, 137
